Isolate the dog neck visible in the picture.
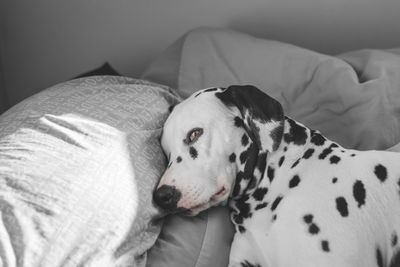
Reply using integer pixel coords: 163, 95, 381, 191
230, 116, 335, 199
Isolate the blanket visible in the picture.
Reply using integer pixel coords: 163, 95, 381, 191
144, 27, 400, 151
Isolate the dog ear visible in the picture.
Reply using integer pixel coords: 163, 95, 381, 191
216, 85, 284, 152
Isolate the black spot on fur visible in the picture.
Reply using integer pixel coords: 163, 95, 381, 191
232, 172, 244, 197
236, 194, 252, 219
253, 187, 268, 201
238, 143, 259, 197
272, 214, 277, 221
271, 196, 283, 211
255, 202, 268, 210
229, 153, 236, 163
284, 147, 288, 152
321, 240, 330, 252
309, 223, 320, 235
374, 164, 388, 183
278, 156, 285, 167
240, 150, 249, 164
330, 143, 339, 148
319, 148, 333, 160
242, 134, 249, 146
332, 177, 338, 184
257, 152, 267, 174
189, 147, 198, 159
376, 247, 383, 267
238, 225, 246, 233
247, 177, 257, 190
234, 116, 245, 128
176, 156, 182, 163
283, 118, 308, 146
291, 158, 301, 168
242, 143, 259, 185
232, 183, 241, 198
303, 148, 315, 159
353, 180, 366, 208
270, 124, 284, 151
351, 153, 356, 157
392, 232, 398, 247
303, 214, 313, 224
329, 155, 341, 164
289, 175, 301, 188
310, 131, 326, 146
245, 117, 263, 150
240, 142, 258, 168
232, 213, 243, 224
267, 166, 275, 183
336, 197, 349, 217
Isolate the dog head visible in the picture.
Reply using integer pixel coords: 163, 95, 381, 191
153, 85, 284, 215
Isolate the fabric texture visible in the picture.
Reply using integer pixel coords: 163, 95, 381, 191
146, 206, 233, 267
0, 76, 180, 267
142, 27, 400, 267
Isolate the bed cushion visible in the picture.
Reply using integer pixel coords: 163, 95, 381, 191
0, 76, 179, 266
143, 27, 400, 267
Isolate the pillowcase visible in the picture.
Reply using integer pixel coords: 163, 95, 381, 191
0, 76, 180, 267
147, 206, 234, 267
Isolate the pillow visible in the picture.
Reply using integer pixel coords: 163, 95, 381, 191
147, 206, 234, 267
0, 76, 180, 266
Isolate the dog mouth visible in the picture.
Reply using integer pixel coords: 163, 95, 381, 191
189, 186, 227, 211
211, 186, 227, 200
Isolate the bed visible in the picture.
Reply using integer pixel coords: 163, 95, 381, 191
1, 27, 400, 266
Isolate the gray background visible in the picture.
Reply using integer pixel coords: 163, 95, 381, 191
1, 0, 400, 113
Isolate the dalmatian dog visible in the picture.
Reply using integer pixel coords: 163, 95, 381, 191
153, 85, 400, 267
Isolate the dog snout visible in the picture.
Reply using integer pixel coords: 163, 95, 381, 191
153, 185, 182, 211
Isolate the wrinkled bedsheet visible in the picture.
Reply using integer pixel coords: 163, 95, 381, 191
145, 27, 400, 151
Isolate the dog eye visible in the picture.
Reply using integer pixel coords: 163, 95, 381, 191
186, 128, 203, 144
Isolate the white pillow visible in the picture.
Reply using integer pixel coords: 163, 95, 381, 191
0, 76, 180, 266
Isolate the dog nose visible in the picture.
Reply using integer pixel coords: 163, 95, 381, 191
153, 185, 182, 211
